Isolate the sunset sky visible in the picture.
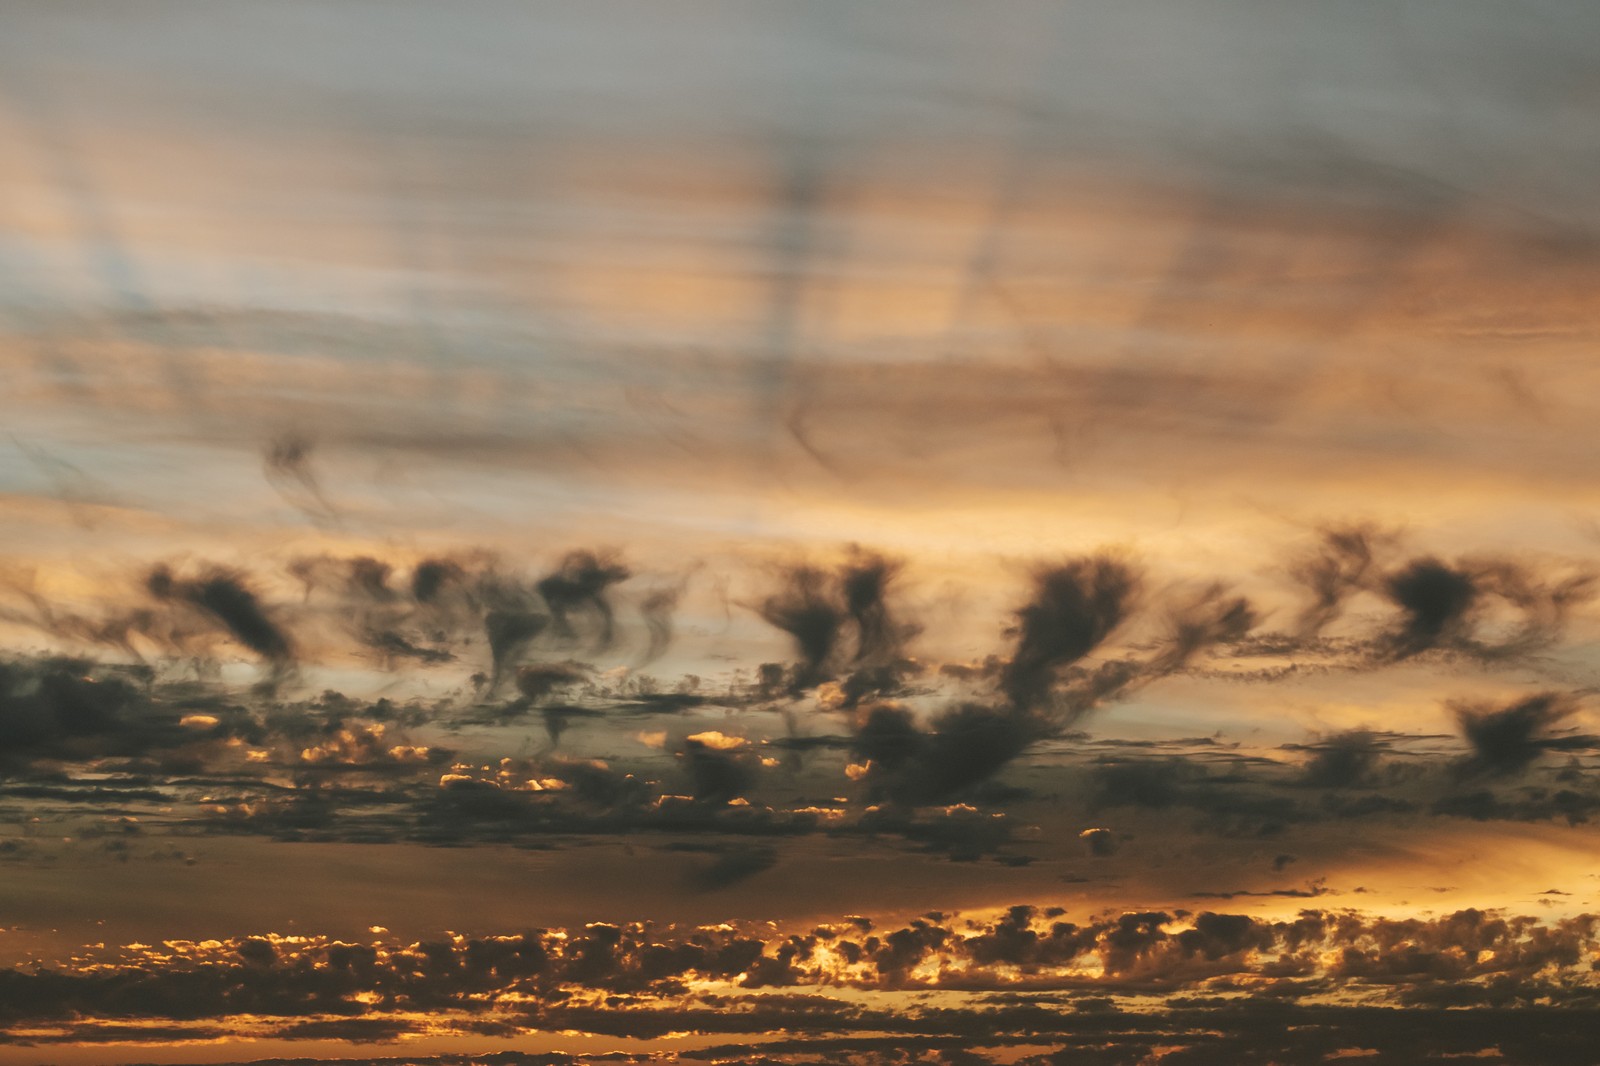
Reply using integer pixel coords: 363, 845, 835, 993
5, 3, 1600, 1064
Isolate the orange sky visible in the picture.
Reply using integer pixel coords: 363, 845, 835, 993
4, 3, 1600, 1063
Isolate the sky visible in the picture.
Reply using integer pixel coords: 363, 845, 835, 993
4, 2, 1600, 1063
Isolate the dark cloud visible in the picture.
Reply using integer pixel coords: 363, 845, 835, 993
1080, 827, 1118, 857
1297, 730, 1385, 789
1091, 758, 1194, 810
411, 558, 467, 605
758, 566, 848, 692
515, 662, 588, 704
484, 610, 549, 692
541, 757, 653, 809
757, 552, 917, 694
509, 664, 591, 746
1147, 585, 1256, 677
146, 564, 294, 686
1452, 692, 1595, 778
1381, 556, 1591, 661
679, 735, 760, 805
360, 628, 455, 666
1, 903, 1599, 1059
1280, 532, 1591, 663
840, 550, 919, 664
0, 656, 146, 761
836, 660, 923, 710
1047, 584, 1257, 722
1467, 561, 1595, 659
1430, 787, 1600, 825
845, 561, 1255, 807
341, 556, 396, 601
0, 576, 166, 663
870, 701, 1041, 806
1174, 911, 1276, 961
536, 550, 631, 650
289, 554, 456, 667
851, 703, 924, 774
1001, 557, 1139, 713
289, 549, 653, 680
1384, 557, 1479, 658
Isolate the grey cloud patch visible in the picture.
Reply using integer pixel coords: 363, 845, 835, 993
682, 843, 780, 891
483, 610, 550, 693
1281, 530, 1591, 662
411, 558, 467, 605
1148, 584, 1256, 677
263, 432, 338, 526
514, 662, 588, 704
1080, 827, 1118, 857
1289, 524, 1387, 637
290, 554, 456, 667
636, 573, 693, 667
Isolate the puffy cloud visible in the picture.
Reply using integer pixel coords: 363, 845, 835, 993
1, 902, 1599, 1058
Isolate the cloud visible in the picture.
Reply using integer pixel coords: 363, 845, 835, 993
1297, 730, 1386, 789
1384, 557, 1480, 659
514, 662, 588, 703
757, 552, 917, 695
637, 578, 690, 667
1452, 692, 1595, 778
758, 566, 849, 693
262, 432, 337, 525
411, 558, 468, 605
679, 734, 760, 804
839, 550, 919, 665
536, 550, 631, 650
1001, 557, 1139, 713
843, 559, 1260, 808
1381, 556, 1592, 661
1080, 827, 1118, 857
147, 564, 295, 686
866, 702, 1041, 807
1146, 584, 1257, 677
289, 554, 456, 667
0, 656, 148, 762
483, 610, 549, 692
2, 901, 1599, 1059
684, 843, 779, 890
1289, 524, 1385, 637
